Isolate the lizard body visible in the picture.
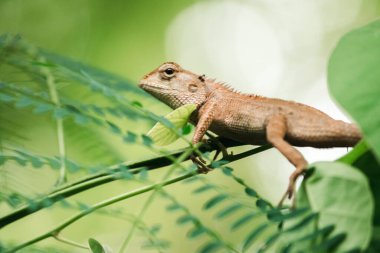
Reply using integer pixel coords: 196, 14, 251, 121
139, 62, 361, 203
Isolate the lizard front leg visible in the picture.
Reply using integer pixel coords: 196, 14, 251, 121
265, 115, 308, 206
191, 103, 216, 173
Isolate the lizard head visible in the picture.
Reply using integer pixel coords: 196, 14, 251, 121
139, 62, 209, 109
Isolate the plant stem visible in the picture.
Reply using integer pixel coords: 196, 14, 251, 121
4, 172, 196, 253
40, 57, 67, 185
53, 234, 88, 249
118, 146, 195, 253
0, 139, 251, 229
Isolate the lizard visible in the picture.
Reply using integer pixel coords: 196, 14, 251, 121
139, 62, 362, 205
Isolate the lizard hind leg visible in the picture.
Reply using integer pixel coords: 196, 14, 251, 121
265, 115, 308, 207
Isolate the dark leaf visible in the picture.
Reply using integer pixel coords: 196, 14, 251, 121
106, 121, 121, 134
177, 214, 196, 225
245, 187, 258, 197
256, 199, 271, 211
311, 233, 347, 252
88, 238, 105, 253
231, 213, 257, 230
187, 226, 207, 238
123, 131, 137, 143
198, 241, 222, 253
242, 223, 270, 252
215, 203, 243, 219
166, 203, 182, 212
141, 134, 153, 147
203, 194, 228, 210
193, 184, 214, 194
182, 123, 192, 135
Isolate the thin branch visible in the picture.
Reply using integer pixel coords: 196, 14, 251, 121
0, 142, 272, 229
118, 146, 195, 252
53, 234, 88, 250
39, 57, 67, 185
4, 172, 196, 253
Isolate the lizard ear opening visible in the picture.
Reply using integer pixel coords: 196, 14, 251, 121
188, 83, 198, 93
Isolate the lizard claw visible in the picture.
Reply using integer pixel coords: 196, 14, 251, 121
278, 167, 307, 208
191, 154, 211, 174
205, 135, 231, 162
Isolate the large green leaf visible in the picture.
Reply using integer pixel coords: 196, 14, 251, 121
339, 141, 380, 226
328, 19, 380, 159
287, 162, 373, 252
339, 141, 380, 251
146, 104, 196, 146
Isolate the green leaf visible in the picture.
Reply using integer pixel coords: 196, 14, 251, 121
65, 159, 80, 172
106, 121, 121, 134
203, 194, 228, 210
146, 104, 197, 146
33, 103, 54, 114
221, 166, 233, 176
267, 208, 308, 222
177, 214, 196, 225
284, 162, 374, 252
139, 168, 148, 180
149, 224, 162, 235
328, 19, 380, 159
15, 96, 33, 108
166, 203, 182, 212
123, 131, 137, 143
182, 123, 192, 135
193, 184, 214, 194
311, 233, 347, 252
187, 226, 206, 238
0, 93, 13, 102
88, 238, 106, 253
245, 187, 258, 197
242, 223, 270, 252
198, 241, 222, 253
141, 134, 153, 147
346, 143, 380, 226
257, 232, 281, 253
215, 203, 243, 219
131, 100, 143, 108
231, 213, 258, 230
74, 114, 90, 125
256, 199, 271, 211
53, 107, 70, 119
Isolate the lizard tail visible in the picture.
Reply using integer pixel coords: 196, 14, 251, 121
333, 121, 362, 147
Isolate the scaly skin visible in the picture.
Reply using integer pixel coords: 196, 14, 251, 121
139, 62, 361, 205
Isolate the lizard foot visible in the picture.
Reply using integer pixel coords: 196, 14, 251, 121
191, 154, 211, 174
205, 136, 231, 162
278, 167, 307, 208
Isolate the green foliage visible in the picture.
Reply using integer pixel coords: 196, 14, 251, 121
1, 18, 380, 253
88, 238, 106, 253
280, 162, 373, 252
147, 103, 197, 146
328, 19, 380, 158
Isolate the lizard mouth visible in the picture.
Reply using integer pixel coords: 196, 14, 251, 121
139, 81, 170, 92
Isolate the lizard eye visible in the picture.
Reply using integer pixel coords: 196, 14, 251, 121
163, 68, 175, 78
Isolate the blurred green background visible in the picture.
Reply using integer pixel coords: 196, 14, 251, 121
0, 0, 379, 252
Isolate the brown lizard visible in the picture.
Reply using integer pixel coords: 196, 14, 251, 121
139, 62, 361, 204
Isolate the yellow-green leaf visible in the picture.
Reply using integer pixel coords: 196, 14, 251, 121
146, 104, 197, 146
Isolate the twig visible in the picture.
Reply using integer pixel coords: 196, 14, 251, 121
4, 172, 196, 253
53, 234, 88, 250
0, 139, 255, 229
117, 146, 195, 252
39, 57, 67, 185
